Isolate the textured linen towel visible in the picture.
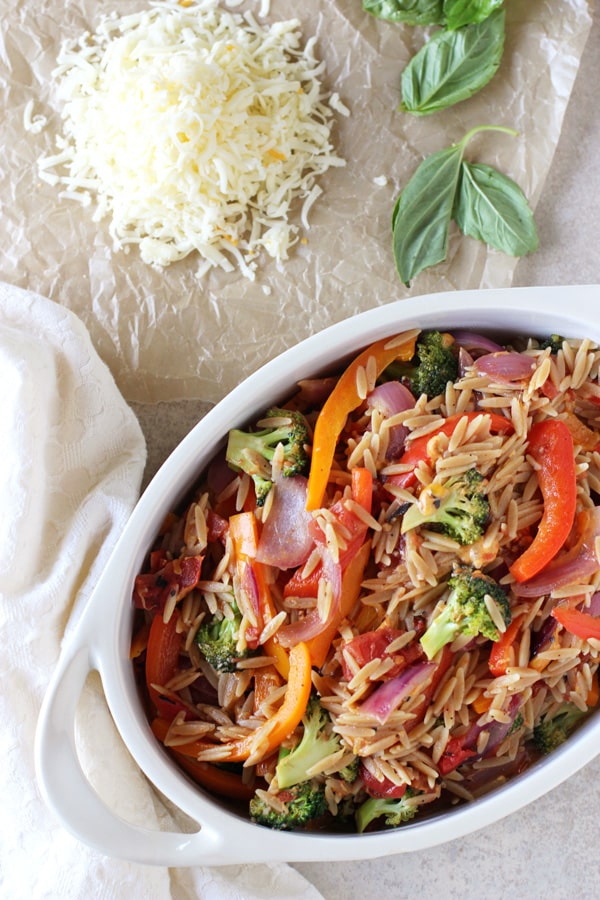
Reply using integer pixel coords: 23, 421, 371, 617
0, 283, 322, 900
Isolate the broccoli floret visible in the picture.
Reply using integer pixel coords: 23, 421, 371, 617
339, 755, 360, 784
420, 564, 512, 661
195, 602, 252, 673
532, 704, 586, 755
355, 788, 419, 833
225, 407, 310, 506
249, 781, 328, 831
540, 334, 564, 355
276, 696, 357, 788
385, 331, 459, 398
401, 468, 489, 545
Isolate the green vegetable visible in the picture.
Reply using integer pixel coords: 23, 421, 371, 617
454, 162, 539, 256
420, 563, 511, 660
362, 0, 501, 27
532, 704, 586, 755
385, 329, 459, 399
362, 0, 444, 26
249, 781, 328, 830
401, 10, 505, 116
195, 601, 253, 673
539, 334, 564, 355
225, 407, 310, 506
401, 468, 490, 545
355, 788, 419, 833
443, 0, 504, 30
276, 696, 358, 789
392, 125, 538, 285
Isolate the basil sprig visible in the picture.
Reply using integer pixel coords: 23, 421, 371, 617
362, 0, 502, 29
401, 9, 505, 115
444, 0, 504, 30
362, 0, 445, 26
392, 125, 538, 285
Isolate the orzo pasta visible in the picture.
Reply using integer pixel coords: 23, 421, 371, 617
131, 328, 600, 833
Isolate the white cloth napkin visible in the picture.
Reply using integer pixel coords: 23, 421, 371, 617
0, 283, 322, 900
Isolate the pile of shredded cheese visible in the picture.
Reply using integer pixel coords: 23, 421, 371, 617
38, 0, 348, 279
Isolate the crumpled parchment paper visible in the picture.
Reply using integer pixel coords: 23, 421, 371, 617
0, 0, 592, 403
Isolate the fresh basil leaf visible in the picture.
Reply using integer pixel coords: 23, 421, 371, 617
362, 0, 445, 26
401, 9, 505, 115
454, 161, 539, 256
443, 0, 504, 30
392, 143, 464, 285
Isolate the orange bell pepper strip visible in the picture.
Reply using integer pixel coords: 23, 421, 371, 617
306, 331, 418, 511
510, 419, 577, 583
305, 540, 371, 668
488, 614, 524, 677
151, 641, 312, 766
586, 671, 600, 707
169, 749, 257, 801
229, 511, 289, 678
551, 605, 600, 641
242, 640, 313, 764
253, 666, 284, 713
386, 411, 514, 491
472, 692, 493, 714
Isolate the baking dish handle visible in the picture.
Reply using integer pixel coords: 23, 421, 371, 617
35, 641, 229, 867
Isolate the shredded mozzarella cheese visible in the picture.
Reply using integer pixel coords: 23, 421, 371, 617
38, 0, 346, 279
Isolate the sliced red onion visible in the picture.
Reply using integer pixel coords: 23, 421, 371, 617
588, 591, 600, 616
256, 475, 313, 569
276, 546, 342, 648
458, 750, 528, 796
474, 352, 536, 384
477, 695, 522, 759
207, 451, 236, 495
367, 381, 416, 416
293, 377, 339, 410
458, 346, 474, 377
359, 662, 437, 725
451, 331, 504, 355
240, 561, 260, 618
512, 507, 600, 598
367, 381, 415, 459
530, 616, 559, 659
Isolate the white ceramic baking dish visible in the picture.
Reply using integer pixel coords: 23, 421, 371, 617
35, 284, 600, 866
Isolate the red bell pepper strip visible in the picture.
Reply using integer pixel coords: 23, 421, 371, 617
340, 621, 425, 682
133, 555, 203, 611
283, 468, 373, 602
351, 466, 373, 514
386, 411, 514, 491
145, 610, 185, 721
305, 540, 371, 668
438, 734, 478, 776
510, 419, 577, 583
306, 331, 418, 511
551, 606, 600, 641
488, 615, 524, 677
360, 764, 408, 799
